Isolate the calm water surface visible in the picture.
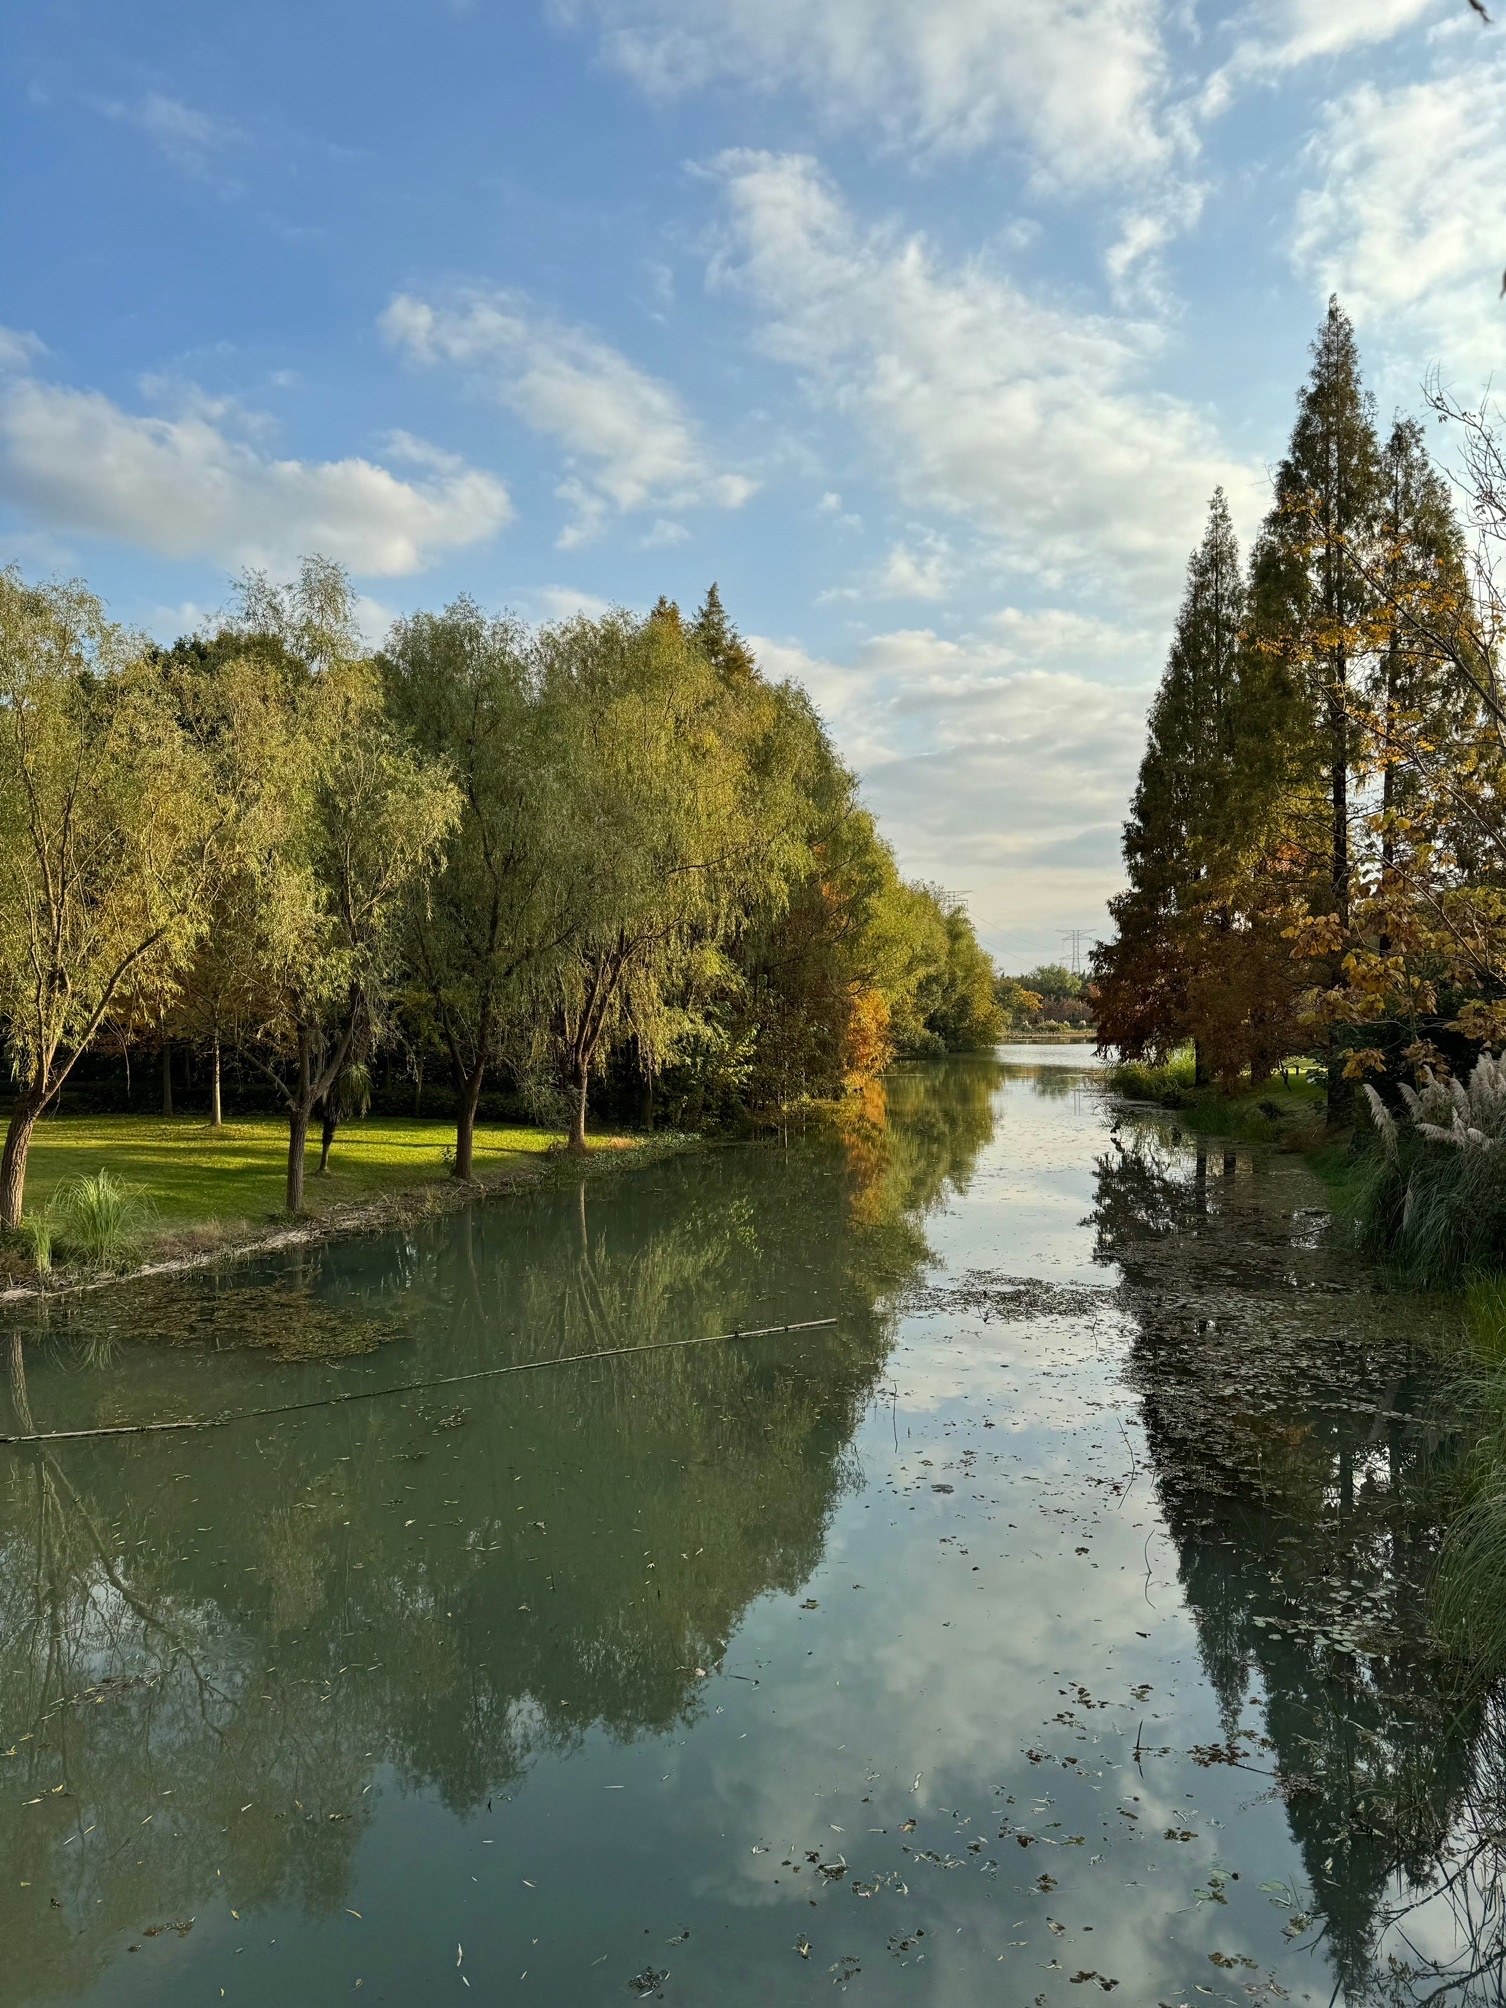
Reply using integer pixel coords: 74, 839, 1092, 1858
0, 1049, 1499, 2006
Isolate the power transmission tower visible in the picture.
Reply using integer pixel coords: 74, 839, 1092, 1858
1060, 928, 1085, 975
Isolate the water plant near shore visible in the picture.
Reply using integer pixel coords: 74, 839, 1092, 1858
1357, 1056, 1506, 1285
1433, 1276, 1506, 1685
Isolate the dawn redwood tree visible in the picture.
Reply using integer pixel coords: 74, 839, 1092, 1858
1369, 416, 1473, 872
0, 570, 218, 1227
1094, 490, 1297, 1078
1249, 298, 1382, 1109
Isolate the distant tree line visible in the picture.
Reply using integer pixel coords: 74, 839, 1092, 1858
995, 964, 1094, 1033
1094, 295, 1506, 1120
0, 564, 1004, 1226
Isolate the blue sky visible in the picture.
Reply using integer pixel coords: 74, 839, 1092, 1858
3, 0, 1503, 967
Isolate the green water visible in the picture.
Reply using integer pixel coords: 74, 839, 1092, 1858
0, 1050, 1498, 2005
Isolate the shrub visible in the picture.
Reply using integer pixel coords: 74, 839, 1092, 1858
1358, 1057, 1506, 1284
53, 1170, 153, 1270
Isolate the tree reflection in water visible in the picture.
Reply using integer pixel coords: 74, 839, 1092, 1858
1092, 1117, 1506, 2004
0, 1062, 1003, 2004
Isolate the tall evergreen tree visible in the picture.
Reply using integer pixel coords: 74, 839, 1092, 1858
691, 583, 758, 683
1370, 415, 1471, 869
1248, 297, 1382, 1111
1096, 491, 1269, 1075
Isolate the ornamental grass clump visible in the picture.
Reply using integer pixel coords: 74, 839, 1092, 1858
15, 1205, 58, 1276
1433, 1277, 1506, 1684
53, 1170, 153, 1270
1359, 1055, 1506, 1285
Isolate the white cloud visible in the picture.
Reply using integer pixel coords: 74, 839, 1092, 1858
641, 517, 691, 547
753, 619, 1152, 937
711, 153, 1256, 607
872, 539, 953, 600
554, 0, 1180, 192
0, 326, 47, 372
0, 366, 512, 576
1291, 54, 1506, 376
1207, 0, 1443, 105
532, 584, 616, 622
381, 289, 754, 547
97, 91, 242, 177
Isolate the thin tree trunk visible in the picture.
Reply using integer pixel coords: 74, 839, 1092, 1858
162, 1039, 173, 1118
1327, 645, 1352, 1127
0, 1095, 44, 1230
569, 1063, 589, 1154
287, 1026, 314, 1214
454, 1062, 485, 1181
287, 1105, 312, 1215
210, 1031, 223, 1128
1331, 664, 1349, 929
8, 1331, 33, 1436
413, 1058, 424, 1117
318, 1102, 338, 1174
637, 1042, 655, 1131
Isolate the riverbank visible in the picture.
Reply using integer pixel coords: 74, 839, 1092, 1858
0, 1114, 686, 1300
1005, 1027, 1097, 1043
1101, 1052, 1330, 1146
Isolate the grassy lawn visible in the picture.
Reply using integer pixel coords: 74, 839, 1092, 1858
13, 1113, 585, 1235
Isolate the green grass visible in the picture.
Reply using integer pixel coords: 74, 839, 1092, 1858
10, 1112, 601, 1242
1102, 1050, 1327, 1145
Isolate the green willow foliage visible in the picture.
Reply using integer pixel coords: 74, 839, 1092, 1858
0, 565, 999, 1219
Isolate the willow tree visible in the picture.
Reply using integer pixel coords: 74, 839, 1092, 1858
0, 572, 218, 1227
213, 563, 460, 1213
536, 607, 805, 1151
381, 599, 562, 1181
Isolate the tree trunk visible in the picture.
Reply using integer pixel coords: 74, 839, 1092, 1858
569, 1064, 589, 1154
1327, 663, 1353, 1129
286, 1105, 312, 1215
0, 1095, 44, 1230
210, 1031, 223, 1128
162, 1039, 173, 1118
8, 1331, 33, 1436
413, 1057, 424, 1117
1330, 661, 1349, 929
1193, 1039, 1209, 1090
454, 1062, 485, 1181
318, 1103, 338, 1174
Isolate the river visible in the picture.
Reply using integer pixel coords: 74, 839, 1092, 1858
0, 1047, 1499, 2006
